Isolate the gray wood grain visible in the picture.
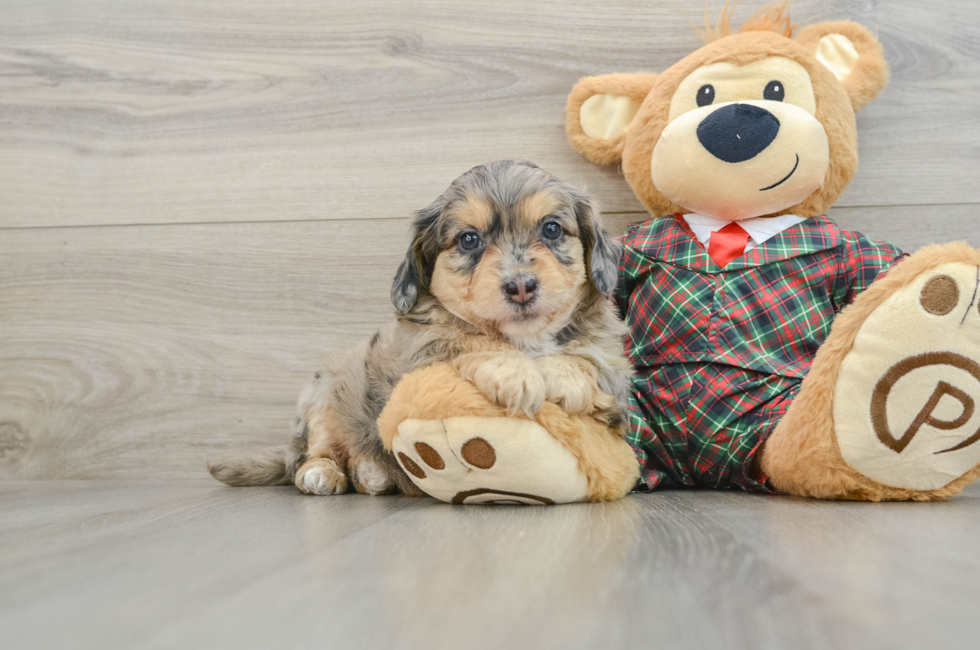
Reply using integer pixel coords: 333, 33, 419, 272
1, 0, 979, 228
3, 481, 980, 650
0, 218, 404, 479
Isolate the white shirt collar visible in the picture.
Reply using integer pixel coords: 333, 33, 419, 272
682, 213, 807, 252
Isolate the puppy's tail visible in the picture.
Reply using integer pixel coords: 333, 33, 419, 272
208, 446, 299, 487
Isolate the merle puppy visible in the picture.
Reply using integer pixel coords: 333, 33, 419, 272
209, 160, 630, 496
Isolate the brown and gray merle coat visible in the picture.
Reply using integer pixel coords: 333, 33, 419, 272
209, 160, 631, 496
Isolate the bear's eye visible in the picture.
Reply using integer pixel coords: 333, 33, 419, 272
764, 80, 785, 101
457, 231, 483, 252
541, 220, 563, 241
696, 84, 715, 107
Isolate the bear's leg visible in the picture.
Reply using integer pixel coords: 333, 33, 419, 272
376, 362, 639, 504
761, 243, 980, 501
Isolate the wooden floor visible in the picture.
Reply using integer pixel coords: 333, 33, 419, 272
3, 1, 980, 647
4, 481, 980, 650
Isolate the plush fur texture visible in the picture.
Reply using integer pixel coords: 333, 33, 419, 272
696, 0, 797, 43
795, 21, 890, 112
565, 73, 659, 166
563, 5, 980, 501
566, 9, 889, 219
377, 362, 639, 502
761, 243, 980, 501
611, 33, 856, 218
210, 160, 635, 499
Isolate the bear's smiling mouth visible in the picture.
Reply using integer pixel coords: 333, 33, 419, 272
760, 153, 800, 191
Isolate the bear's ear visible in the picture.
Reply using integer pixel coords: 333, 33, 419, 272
795, 21, 889, 112
566, 73, 658, 165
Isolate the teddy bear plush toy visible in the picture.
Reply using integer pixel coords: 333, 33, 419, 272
380, 3, 980, 504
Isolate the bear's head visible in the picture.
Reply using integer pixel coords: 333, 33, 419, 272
566, 3, 889, 221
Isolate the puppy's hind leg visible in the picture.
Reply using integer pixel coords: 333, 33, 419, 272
295, 406, 350, 496
347, 455, 399, 496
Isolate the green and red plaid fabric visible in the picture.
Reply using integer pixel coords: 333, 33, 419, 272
618, 215, 905, 492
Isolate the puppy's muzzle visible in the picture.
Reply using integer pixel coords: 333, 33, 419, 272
503, 274, 538, 305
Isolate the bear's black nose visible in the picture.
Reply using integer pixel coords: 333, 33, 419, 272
696, 103, 780, 163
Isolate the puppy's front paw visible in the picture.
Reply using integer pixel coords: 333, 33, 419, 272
456, 352, 545, 417
348, 457, 397, 496
295, 458, 347, 495
537, 355, 613, 415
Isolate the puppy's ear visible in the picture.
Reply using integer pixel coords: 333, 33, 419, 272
391, 252, 420, 315
566, 73, 658, 166
573, 192, 620, 294
795, 21, 889, 112
391, 198, 443, 314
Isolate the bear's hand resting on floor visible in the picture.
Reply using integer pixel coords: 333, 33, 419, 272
453, 351, 546, 417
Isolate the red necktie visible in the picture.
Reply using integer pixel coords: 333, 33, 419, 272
707, 222, 751, 268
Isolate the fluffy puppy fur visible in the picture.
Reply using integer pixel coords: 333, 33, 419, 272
209, 160, 630, 496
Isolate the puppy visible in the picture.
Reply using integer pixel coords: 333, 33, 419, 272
209, 160, 631, 496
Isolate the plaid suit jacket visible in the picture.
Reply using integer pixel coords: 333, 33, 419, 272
617, 215, 906, 491
617, 215, 905, 380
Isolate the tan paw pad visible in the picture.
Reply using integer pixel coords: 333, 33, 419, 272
836, 263, 980, 490
391, 417, 588, 505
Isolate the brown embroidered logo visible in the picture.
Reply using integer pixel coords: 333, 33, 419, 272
451, 488, 554, 505
919, 274, 960, 315
871, 352, 980, 454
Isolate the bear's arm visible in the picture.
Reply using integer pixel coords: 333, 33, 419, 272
832, 230, 907, 310
614, 225, 643, 320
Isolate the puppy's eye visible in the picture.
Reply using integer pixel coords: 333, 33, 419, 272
541, 220, 563, 241
457, 231, 483, 252
696, 84, 715, 107
764, 80, 785, 101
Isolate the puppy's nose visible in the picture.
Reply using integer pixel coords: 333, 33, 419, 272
503, 275, 538, 304
697, 103, 780, 163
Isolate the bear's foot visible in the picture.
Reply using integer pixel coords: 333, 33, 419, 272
391, 417, 590, 505
379, 361, 640, 504
835, 259, 980, 490
764, 243, 980, 500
